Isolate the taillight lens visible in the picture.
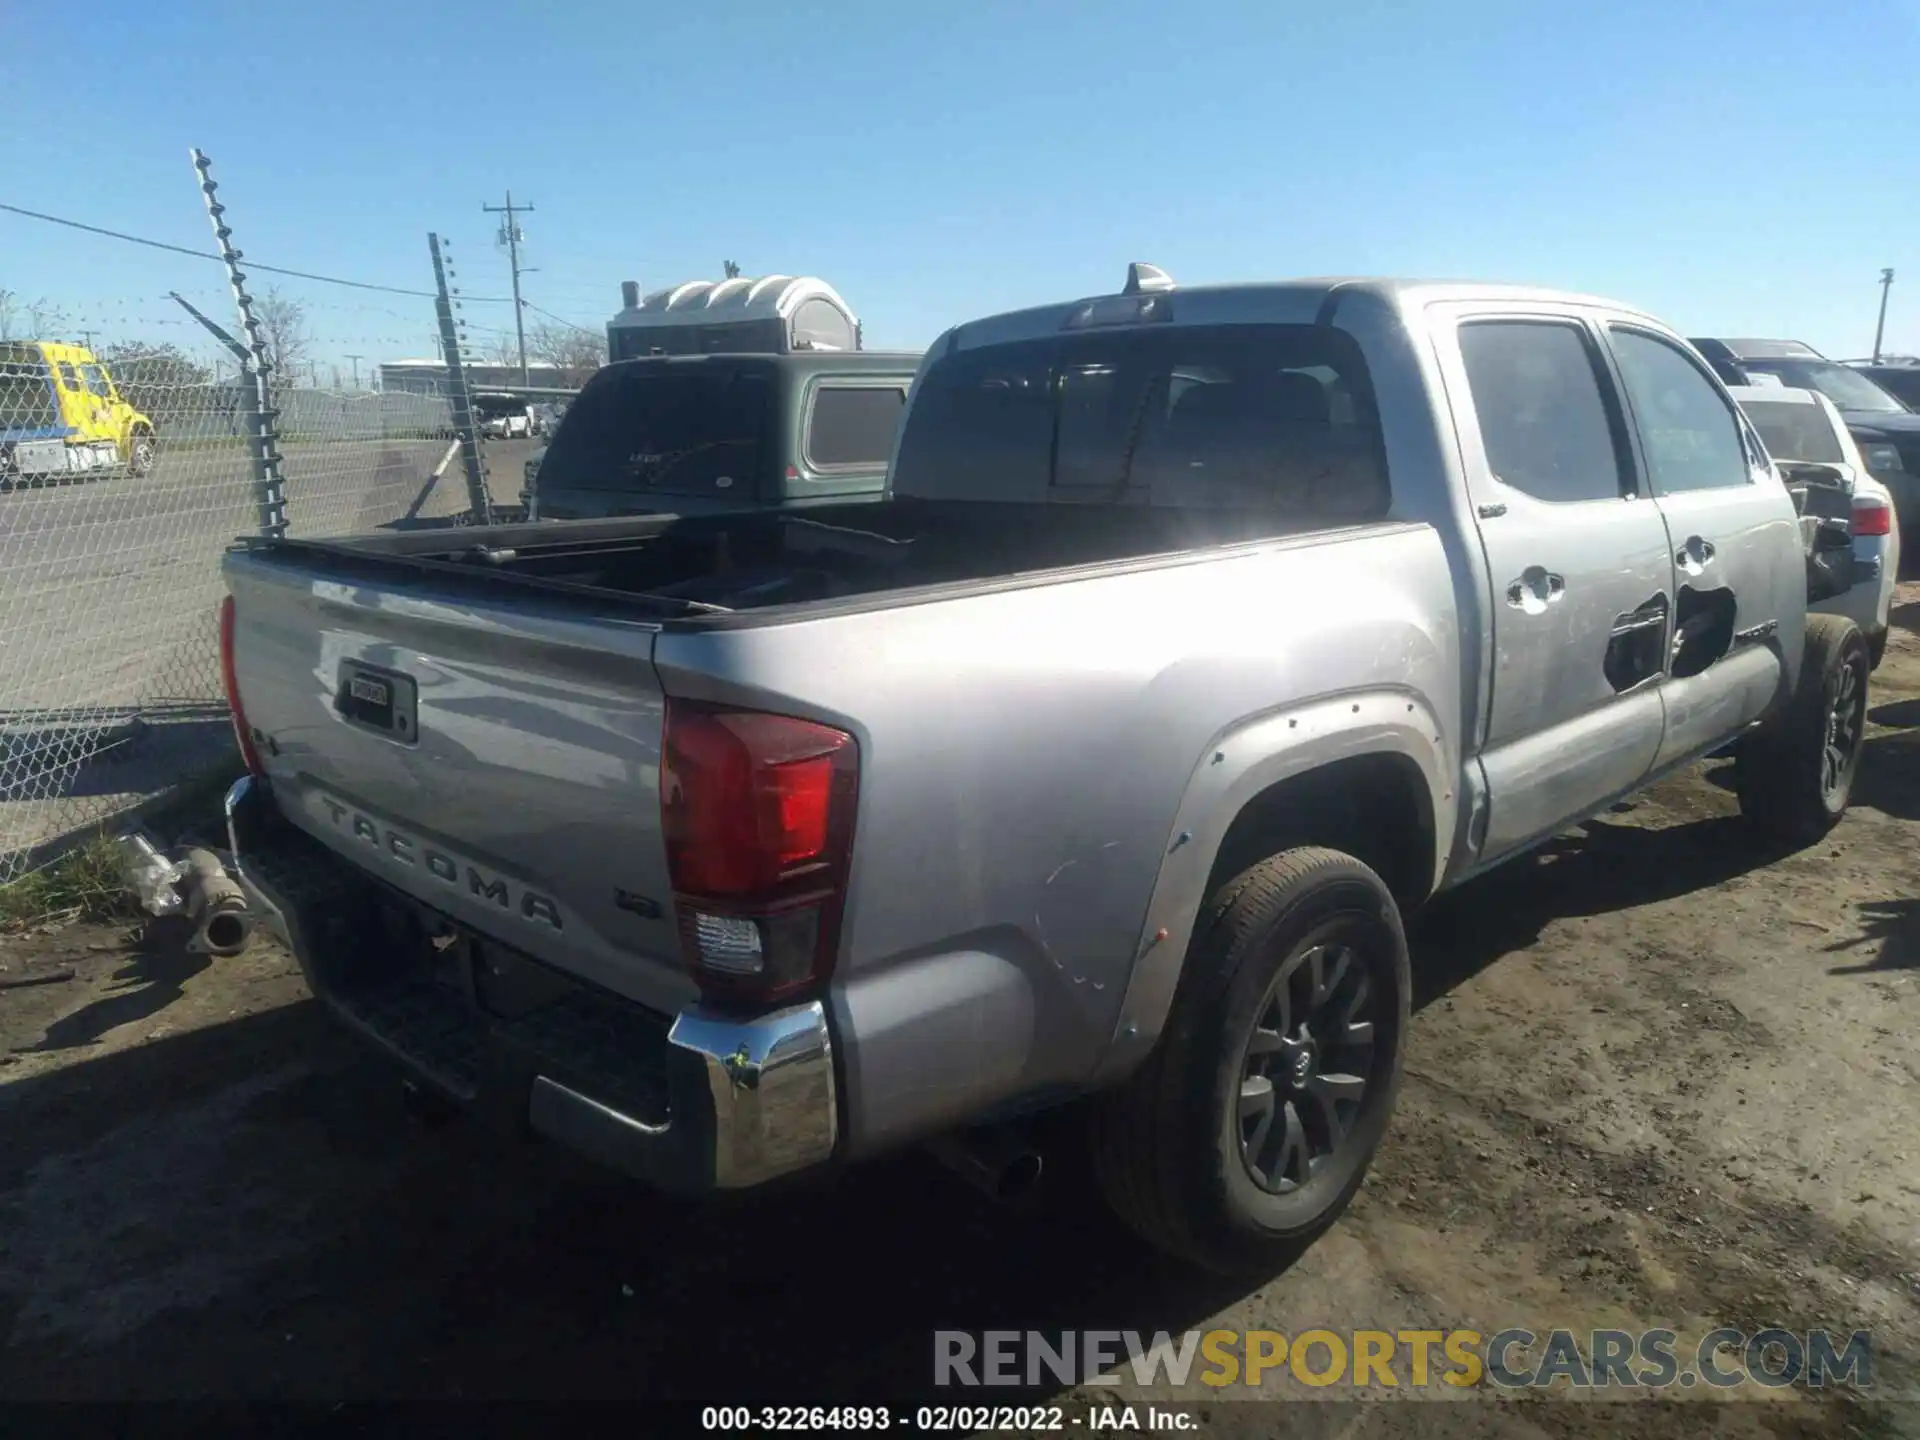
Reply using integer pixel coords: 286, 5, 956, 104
218, 595, 266, 777
1852, 498, 1892, 538
661, 700, 858, 1004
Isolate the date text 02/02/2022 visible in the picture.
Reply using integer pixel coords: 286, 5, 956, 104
700, 1405, 1121, 1432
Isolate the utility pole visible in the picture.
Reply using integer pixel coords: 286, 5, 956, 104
482, 190, 533, 388
1873, 268, 1895, 364
345, 352, 364, 388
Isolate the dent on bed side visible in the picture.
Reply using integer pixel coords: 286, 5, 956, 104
1088, 689, 1454, 1085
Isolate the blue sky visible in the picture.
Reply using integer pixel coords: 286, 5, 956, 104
3, 0, 1917, 373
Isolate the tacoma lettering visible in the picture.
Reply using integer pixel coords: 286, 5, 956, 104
316, 796, 563, 932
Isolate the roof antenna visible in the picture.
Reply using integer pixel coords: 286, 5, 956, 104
1123, 263, 1175, 295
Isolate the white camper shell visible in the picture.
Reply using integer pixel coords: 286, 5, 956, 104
605, 275, 860, 361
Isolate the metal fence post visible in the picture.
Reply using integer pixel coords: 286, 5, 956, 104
429, 233, 493, 525
190, 148, 287, 539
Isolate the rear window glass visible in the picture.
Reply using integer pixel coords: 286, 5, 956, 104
535, 367, 771, 497
891, 323, 1389, 516
1739, 399, 1844, 464
806, 385, 906, 469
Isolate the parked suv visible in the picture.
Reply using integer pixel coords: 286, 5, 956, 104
1844, 361, 1920, 411
1691, 337, 1920, 533
521, 351, 919, 521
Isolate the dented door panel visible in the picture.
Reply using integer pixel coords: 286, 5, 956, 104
1430, 305, 1676, 861
1602, 325, 1804, 771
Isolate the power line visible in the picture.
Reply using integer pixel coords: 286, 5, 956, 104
520, 300, 601, 336
0, 200, 516, 303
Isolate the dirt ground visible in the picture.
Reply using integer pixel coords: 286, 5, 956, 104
5, 596, 1920, 1437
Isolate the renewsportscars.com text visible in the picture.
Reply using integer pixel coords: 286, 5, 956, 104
934, 1328, 1873, 1391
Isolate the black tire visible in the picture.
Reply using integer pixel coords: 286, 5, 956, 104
1869, 628, 1888, 672
1735, 613, 1870, 843
1089, 846, 1410, 1274
126, 428, 155, 477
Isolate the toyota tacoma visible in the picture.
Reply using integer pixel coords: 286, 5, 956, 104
217, 268, 1869, 1273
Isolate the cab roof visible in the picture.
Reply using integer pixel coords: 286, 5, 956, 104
939, 267, 1672, 353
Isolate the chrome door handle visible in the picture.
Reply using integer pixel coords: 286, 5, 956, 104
1676, 535, 1716, 572
1505, 567, 1566, 613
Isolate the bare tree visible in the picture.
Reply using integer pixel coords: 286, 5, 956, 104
527, 319, 607, 388
0, 289, 70, 341
252, 286, 312, 384
26, 296, 67, 337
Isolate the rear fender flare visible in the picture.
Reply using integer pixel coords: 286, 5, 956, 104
1092, 687, 1453, 1083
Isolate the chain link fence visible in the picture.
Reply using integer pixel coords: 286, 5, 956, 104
0, 152, 610, 883
0, 336, 549, 883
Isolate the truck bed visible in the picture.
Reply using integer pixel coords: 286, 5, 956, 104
249, 498, 1367, 619
220, 491, 1445, 1034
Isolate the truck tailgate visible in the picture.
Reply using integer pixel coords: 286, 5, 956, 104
222, 549, 694, 1016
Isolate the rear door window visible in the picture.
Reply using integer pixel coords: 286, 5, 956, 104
1457, 321, 1630, 503
537, 367, 771, 498
804, 384, 906, 469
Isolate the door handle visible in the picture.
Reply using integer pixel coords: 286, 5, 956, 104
1676, 535, 1716, 572
1505, 567, 1566, 614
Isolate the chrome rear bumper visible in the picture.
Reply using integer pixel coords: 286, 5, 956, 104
224, 775, 837, 1193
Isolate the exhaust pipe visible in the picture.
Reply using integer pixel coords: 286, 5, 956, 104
179, 847, 253, 957
620, 279, 640, 309
926, 1126, 1044, 1204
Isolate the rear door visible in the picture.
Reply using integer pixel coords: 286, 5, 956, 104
1433, 306, 1676, 858
1602, 323, 1803, 771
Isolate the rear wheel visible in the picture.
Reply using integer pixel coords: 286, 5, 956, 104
1735, 614, 1869, 842
126, 428, 155, 477
1089, 846, 1409, 1274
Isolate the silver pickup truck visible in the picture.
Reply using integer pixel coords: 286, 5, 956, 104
217, 268, 1870, 1275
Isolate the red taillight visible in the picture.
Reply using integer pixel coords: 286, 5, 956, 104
661, 699, 858, 1003
1852, 499, 1892, 538
218, 595, 265, 777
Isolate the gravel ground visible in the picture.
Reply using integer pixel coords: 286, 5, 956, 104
2, 589, 1919, 1437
